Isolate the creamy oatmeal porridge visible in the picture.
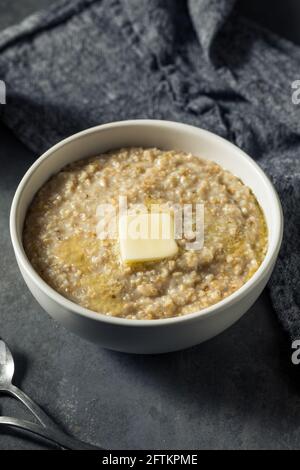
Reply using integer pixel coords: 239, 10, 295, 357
23, 148, 268, 320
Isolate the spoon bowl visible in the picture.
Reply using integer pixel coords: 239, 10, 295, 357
0, 339, 15, 388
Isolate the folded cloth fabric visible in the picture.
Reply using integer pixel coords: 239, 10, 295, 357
0, 0, 299, 338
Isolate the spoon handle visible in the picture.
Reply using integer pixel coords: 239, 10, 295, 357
0, 416, 100, 450
6, 384, 60, 429
4, 385, 101, 449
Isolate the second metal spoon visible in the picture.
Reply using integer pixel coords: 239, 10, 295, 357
0, 339, 100, 450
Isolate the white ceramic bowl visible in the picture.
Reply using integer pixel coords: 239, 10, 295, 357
10, 120, 283, 354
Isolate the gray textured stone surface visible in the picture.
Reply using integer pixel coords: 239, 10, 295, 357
0, 0, 300, 451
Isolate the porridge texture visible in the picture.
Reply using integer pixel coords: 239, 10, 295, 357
23, 148, 268, 320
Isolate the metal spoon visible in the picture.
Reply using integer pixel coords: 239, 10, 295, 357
0, 339, 100, 450
0, 416, 101, 450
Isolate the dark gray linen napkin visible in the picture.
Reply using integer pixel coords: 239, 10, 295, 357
0, 0, 299, 338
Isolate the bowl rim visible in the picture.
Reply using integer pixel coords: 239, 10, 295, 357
10, 119, 284, 327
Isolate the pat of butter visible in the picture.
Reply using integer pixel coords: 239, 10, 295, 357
119, 212, 178, 263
